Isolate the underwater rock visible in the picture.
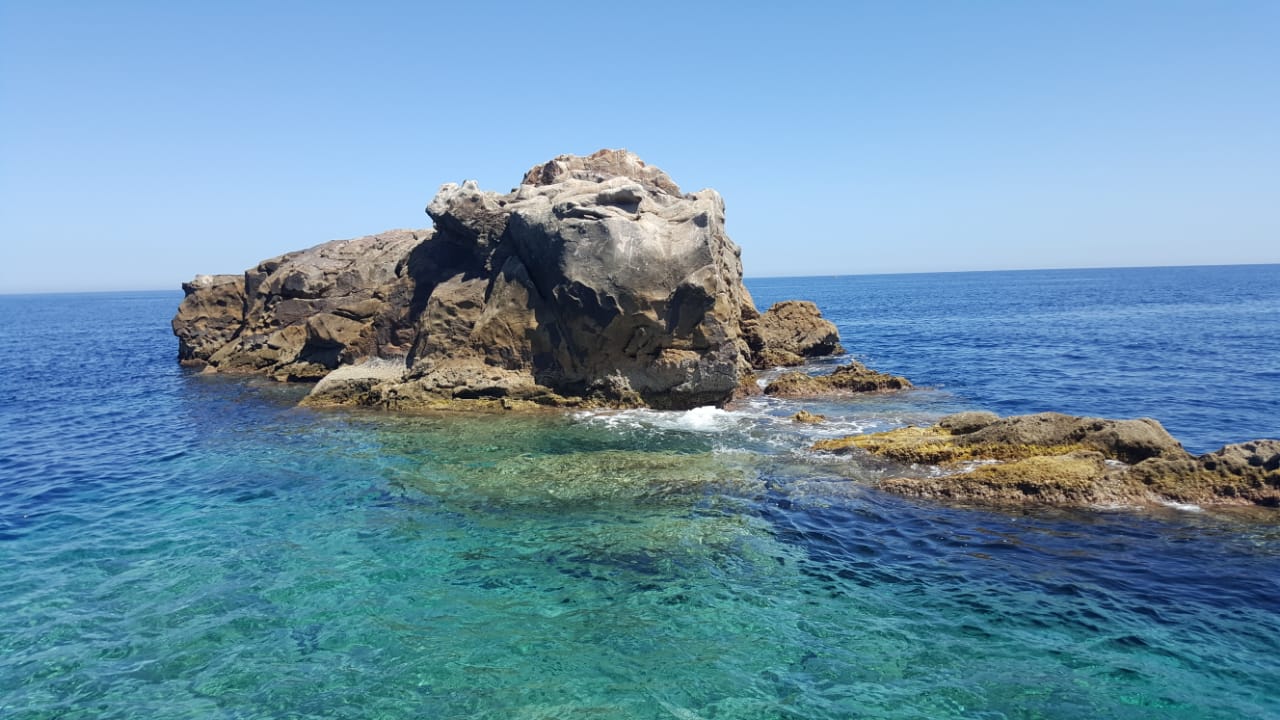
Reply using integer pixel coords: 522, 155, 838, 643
173, 149, 844, 409
411, 447, 764, 508
817, 412, 1279, 508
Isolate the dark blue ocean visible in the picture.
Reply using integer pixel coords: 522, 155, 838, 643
1, 265, 1278, 719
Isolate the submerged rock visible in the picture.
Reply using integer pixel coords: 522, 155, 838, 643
419, 448, 764, 508
817, 412, 1279, 508
174, 150, 845, 409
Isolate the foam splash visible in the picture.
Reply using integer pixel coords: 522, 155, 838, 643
575, 406, 750, 434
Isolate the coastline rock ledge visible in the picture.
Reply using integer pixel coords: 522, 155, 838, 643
173, 150, 845, 410
815, 412, 1280, 508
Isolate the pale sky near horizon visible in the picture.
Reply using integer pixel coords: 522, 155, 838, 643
1, 1, 1277, 293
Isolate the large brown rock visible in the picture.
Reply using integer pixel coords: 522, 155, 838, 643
751, 300, 844, 367
184, 230, 425, 381
172, 274, 246, 367
174, 150, 844, 409
368, 149, 756, 409
764, 361, 911, 397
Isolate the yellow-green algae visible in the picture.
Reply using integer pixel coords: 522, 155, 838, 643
817, 420, 1280, 508
812, 425, 1090, 465
1128, 455, 1280, 506
879, 452, 1150, 506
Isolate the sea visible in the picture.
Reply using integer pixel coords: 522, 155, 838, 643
1, 264, 1278, 719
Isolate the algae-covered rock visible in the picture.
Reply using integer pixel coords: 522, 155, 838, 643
791, 410, 826, 424
1128, 439, 1280, 506
818, 412, 1278, 509
937, 411, 999, 435
879, 452, 1148, 506
764, 361, 911, 397
964, 412, 1185, 465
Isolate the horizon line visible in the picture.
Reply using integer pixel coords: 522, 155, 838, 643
2, 260, 1278, 296
743, 260, 1280, 281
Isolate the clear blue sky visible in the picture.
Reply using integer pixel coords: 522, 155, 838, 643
2, 1, 1276, 292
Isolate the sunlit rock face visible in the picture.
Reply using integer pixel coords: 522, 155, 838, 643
173, 149, 843, 410
172, 231, 422, 381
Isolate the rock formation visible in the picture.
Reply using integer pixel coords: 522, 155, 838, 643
752, 301, 844, 367
815, 412, 1280, 507
173, 274, 246, 367
173, 231, 421, 380
764, 361, 911, 397
173, 150, 849, 410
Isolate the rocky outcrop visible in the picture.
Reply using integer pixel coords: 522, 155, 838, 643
879, 451, 1126, 507
174, 150, 845, 409
173, 231, 422, 381
764, 361, 911, 397
1126, 439, 1280, 506
173, 274, 246, 367
816, 412, 1279, 507
749, 301, 843, 367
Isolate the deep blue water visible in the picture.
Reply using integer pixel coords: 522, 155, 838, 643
750, 265, 1280, 454
1, 266, 1278, 719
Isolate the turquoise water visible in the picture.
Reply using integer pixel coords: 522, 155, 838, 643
2, 268, 1279, 718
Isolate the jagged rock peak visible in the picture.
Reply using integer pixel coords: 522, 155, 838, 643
520, 148, 684, 196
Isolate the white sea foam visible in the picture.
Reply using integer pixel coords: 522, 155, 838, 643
953, 459, 1002, 474
800, 418, 881, 438
1158, 499, 1205, 513
575, 406, 750, 434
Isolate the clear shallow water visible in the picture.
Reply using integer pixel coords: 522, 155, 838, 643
1, 268, 1278, 719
